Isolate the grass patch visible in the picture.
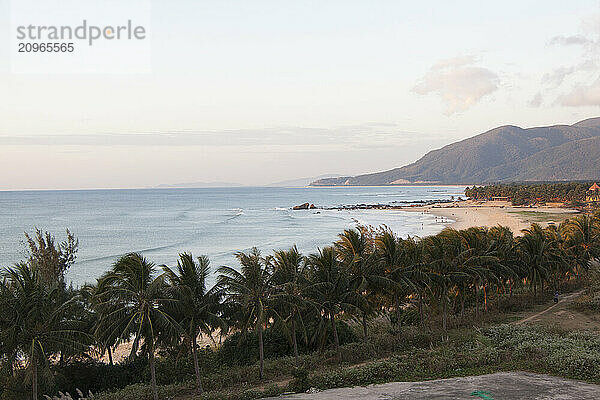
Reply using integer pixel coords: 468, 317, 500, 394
508, 211, 569, 223
309, 324, 600, 392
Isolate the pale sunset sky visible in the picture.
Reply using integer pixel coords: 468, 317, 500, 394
1, 0, 600, 189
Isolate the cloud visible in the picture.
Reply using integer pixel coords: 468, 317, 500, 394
546, 13, 600, 106
0, 124, 427, 151
413, 56, 499, 114
557, 77, 600, 107
529, 92, 543, 108
431, 55, 477, 70
542, 60, 598, 88
548, 35, 590, 46
543, 66, 579, 87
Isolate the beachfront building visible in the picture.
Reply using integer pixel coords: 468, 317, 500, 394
586, 183, 600, 202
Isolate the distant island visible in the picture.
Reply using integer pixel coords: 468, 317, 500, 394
156, 181, 245, 188
311, 117, 600, 186
267, 174, 344, 187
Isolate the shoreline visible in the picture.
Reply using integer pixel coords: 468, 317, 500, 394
400, 200, 580, 235
306, 184, 469, 188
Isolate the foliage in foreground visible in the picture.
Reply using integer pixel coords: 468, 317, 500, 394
90, 323, 600, 400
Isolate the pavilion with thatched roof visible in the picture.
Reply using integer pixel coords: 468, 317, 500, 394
586, 182, 600, 202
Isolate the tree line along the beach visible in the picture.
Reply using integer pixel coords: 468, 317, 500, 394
464, 182, 595, 206
1, 213, 600, 400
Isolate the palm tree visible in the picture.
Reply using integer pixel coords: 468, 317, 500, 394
270, 246, 307, 366
80, 282, 118, 366
94, 253, 180, 400
400, 236, 429, 326
517, 224, 565, 295
422, 233, 456, 333
544, 224, 570, 291
456, 227, 501, 314
336, 227, 391, 342
374, 229, 408, 329
423, 229, 487, 333
488, 225, 517, 300
562, 214, 600, 274
163, 253, 223, 394
0, 263, 89, 400
305, 246, 356, 358
374, 231, 428, 328
217, 248, 272, 379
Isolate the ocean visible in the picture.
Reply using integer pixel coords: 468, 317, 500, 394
0, 186, 465, 286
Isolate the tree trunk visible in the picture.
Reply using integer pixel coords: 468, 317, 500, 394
362, 311, 368, 343
483, 285, 488, 312
31, 357, 38, 400
149, 340, 158, 400
108, 346, 113, 366
442, 286, 448, 333
330, 312, 340, 359
418, 292, 424, 327
291, 317, 299, 366
257, 321, 265, 379
192, 333, 203, 394
475, 284, 479, 316
541, 279, 544, 296
129, 335, 140, 361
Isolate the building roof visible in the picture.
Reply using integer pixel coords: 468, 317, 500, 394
590, 183, 600, 191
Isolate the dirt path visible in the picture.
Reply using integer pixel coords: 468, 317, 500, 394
515, 290, 584, 325
511, 288, 600, 331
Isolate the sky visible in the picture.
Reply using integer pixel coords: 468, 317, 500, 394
1, 0, 600, 189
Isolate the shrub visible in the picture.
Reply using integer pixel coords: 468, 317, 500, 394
53, 358, 148, 395
288, 367, 310, 393
569, 292, 600, 314
486, 324, 600, 382
218, 322, 358, 365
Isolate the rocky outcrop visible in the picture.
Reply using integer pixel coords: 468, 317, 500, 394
292, 203, 317, 210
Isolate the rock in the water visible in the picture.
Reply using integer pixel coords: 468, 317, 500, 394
292, 202, 310, 210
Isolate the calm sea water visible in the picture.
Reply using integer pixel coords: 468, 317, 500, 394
0, 186, 464, 286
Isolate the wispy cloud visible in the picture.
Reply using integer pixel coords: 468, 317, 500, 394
0, 124, 431, 151
548, 35, 590, 46
412, 56, 499, 115
557, 77, 600, 107
547, 13, 600, 106
542, 60, 598, 89
529, 92, 543, 108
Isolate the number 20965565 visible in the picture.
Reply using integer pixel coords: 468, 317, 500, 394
18, 42, 74, 52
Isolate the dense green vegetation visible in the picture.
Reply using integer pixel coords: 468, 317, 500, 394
2, 212, 600, 399
312, 117, 600, 185
465, 182, 594, 206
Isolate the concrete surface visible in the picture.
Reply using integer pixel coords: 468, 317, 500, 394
266, 372, 600, 399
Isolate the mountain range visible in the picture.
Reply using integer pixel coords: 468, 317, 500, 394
267, 174, 344, 187
311, 117, 600, 186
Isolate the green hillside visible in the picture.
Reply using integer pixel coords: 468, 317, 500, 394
311, 117, 600, 185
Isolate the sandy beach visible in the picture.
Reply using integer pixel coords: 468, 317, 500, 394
404, 200, 579, 235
